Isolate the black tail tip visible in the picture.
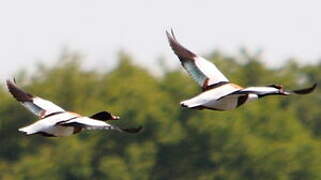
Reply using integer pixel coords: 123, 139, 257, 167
121, 126, 143, 134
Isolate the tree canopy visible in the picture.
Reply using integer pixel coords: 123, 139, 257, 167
0, 50, 320, 179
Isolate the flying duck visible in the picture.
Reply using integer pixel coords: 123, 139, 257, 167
6, 80, 142, 137
166, 30, 317, 111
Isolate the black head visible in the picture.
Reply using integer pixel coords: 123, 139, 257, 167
255, 84, 288, 98
267, 84, 289, 95
267, 84, 283, 90
90, 111, 120, 121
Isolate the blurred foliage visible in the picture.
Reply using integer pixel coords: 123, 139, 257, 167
0, 50, 321, 180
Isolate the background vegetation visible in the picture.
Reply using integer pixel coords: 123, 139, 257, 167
0, 50, 320, 179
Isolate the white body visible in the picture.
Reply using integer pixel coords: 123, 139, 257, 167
19, 112, 77, 136
6, 80, 140, 137
19, 112, 115, 137
181, 84, 259, 110
166, 31, 294, 111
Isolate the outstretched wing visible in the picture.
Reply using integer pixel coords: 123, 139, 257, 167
220, 83, 317, 99
58, 117, 142, 134
6, 80, 65, 118
287, 83, 317, 95
166, 30, 229, 90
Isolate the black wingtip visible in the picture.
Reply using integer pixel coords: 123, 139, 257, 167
166, 28, 177, 41
121, 126, 143, 134
166, 30, 173, 42
170, 28, 176, 40
6, 79, 33, 102
166, 30, 197, 60
292, 83, 317, 95
6, 79, 13, 86
6, 79, 19, 90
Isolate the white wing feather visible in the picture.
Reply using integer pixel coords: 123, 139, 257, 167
194, 56, 229, 86
32, 97, 65, 116
167, 30, 229, 88
6, 80, 65, 118
61, 117, 114, 130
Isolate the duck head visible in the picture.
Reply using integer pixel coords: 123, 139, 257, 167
267, 84, 290, 96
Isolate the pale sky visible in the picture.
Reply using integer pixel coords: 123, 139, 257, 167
1, 0, 321, 79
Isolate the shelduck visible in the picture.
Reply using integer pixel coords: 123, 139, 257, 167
6, 80, 142, 137
166, 30, 317, 111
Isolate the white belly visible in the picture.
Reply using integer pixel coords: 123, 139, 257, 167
181, 90, 259, 111
181, 84, 240, 109
45, 126, 75, 137
18, 112, 78, 137
203, 93, 259, 110
203, 95, 239, 110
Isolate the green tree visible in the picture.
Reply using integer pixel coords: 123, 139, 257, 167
0, 50, 320, 179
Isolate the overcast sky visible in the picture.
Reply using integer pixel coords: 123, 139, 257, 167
1, 0, 321, 79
